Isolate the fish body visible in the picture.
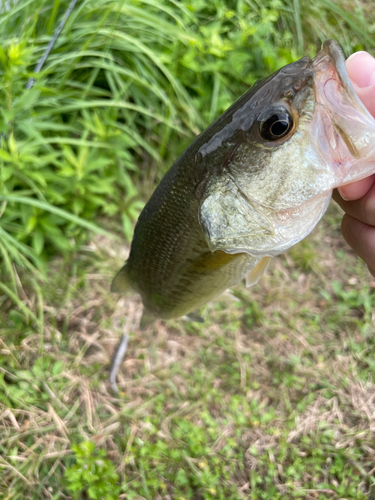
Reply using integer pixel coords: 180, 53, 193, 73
113, 40, 375, 319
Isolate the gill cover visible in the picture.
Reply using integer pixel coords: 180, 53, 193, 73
199, 172, 332, 257
199, 175, 274, 254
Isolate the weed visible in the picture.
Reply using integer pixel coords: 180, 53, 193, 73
1, 1, 375, 499
65, 441, 121, 500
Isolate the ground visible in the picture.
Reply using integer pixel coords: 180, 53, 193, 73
1, 201, 375, 499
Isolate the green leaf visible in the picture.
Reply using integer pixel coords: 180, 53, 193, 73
32, 229, 45, 255
0, 194, 119, 239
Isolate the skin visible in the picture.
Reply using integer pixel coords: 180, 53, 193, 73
333, 51, 375, 277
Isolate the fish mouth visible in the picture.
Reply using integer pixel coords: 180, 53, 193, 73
311, 40, 375, 184
312, 39, 370, 119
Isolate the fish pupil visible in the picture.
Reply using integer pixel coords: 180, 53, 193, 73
260, 111, 293, 141
271, 119, 289, 136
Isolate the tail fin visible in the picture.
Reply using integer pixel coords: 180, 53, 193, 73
111, 264, 132, 293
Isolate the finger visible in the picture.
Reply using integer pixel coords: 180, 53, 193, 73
341, 214, 375, 275
333, 179, 375, 226
337, 176, 375, 201
346, 51, 375, 117
339, 52, 375, 200
347, 51, 375, 89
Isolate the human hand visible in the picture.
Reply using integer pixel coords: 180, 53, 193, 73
332, 51, 375, 277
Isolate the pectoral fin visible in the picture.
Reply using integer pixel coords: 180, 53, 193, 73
245, 256, 271, 287
189, 250, 241, 275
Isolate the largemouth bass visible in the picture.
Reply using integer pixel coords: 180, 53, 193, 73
112, 40, 375, 320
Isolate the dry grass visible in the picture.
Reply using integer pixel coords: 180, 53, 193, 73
1, 202, 375, 499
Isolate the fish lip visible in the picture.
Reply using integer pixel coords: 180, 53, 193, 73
313, 39, 372, 119
319, 40, 350, 87
310, 39, 375, 175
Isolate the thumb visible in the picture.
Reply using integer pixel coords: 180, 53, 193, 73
346, 51, 375, 118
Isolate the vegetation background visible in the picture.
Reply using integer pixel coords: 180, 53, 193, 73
1, 0, 375, 498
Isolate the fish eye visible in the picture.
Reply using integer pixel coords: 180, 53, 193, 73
259, 110, 293, 141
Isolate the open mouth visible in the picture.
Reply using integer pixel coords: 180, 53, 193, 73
313, 39, 370, 117
311, 39, 375, 183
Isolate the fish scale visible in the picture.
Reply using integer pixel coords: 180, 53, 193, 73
112, 40, 375, 321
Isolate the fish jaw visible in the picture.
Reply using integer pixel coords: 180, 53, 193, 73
200, 40, 375, 259
311, 39, 375, 188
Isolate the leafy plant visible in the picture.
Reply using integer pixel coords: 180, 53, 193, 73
2, 0, 373, 274
65, 441, 121, 500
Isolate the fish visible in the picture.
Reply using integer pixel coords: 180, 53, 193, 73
112, 39, 375, 321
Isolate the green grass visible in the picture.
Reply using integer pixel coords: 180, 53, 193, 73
2, 204, 375, 499
2, 0, 375, 498
1, 0, 375, 274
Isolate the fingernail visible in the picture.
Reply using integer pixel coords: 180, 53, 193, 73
346, 51, 375, 88
346, 51, 367, 64
338, 187, 349, 201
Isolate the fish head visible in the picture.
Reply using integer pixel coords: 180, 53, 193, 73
199, 39, 375, 257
